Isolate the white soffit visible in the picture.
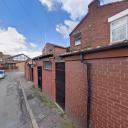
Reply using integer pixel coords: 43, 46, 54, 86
108, 9, 128, 22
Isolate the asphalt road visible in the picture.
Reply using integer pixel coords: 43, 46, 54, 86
0, 72, 32, 128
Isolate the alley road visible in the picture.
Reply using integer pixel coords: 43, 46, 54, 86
0, 72, 32, 128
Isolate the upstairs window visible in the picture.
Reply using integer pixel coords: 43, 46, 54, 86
108, 9, 128, 43
74, 32, 82, 46
110, 16, 128, 43
43, 61, 52, 70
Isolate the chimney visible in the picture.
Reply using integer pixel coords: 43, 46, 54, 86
88, 0, 100, 12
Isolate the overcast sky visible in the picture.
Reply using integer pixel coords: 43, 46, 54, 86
0, 0, 123, 57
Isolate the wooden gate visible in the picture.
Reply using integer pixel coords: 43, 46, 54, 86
56, 62, 65, 109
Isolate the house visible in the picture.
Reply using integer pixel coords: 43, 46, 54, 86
60, 0, 128, 128
0, 52, 14, 70
25, 0, 128, 128
0, 52, 29, 71
25, 42, 67, 107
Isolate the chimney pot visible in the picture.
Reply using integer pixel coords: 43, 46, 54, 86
88, 0, 100, 12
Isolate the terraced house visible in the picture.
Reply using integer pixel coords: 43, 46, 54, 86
25, 0, 128, 128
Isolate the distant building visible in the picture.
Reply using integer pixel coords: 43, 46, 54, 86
0, 52, 13, 70
0, 52, 29, 71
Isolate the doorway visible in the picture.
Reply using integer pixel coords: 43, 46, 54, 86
31, 68, 34, 81
55, 62, 65, 109
37, 66, 42, 91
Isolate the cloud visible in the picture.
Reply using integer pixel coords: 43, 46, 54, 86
60, 0, 91, 20
0, 27, 41, 58
56, 20, 78, 38
38, 0, 54, 11
30, 43, 37, 48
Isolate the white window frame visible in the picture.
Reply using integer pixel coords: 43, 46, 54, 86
74, 32, 82, 46
110, 16, 128, 43
108, 9, 128, 44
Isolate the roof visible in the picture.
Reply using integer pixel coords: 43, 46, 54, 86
33, 54, 53, 60
70, 0, 127, 36
60, 40, 128, 57
46, 42, 67, 49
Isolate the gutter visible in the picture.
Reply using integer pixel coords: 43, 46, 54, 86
80, 54, 92, 128
33, 54, 53, 60
60, 41, 128, 57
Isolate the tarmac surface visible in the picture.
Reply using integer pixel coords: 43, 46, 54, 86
0, 72, 32, 128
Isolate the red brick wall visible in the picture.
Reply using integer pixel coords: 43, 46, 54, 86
65, 61, 87, 128
25, 58, 56, 102
31, 59, 56, 102
91, 58, 128, 128
65, 56, 128, 128
42, 43, 67, 55
42, 59, 56, 102
70, 1, 128, 51
55, 47, 67, 55
42, 44, 54, 55
33, 60, 43, 88
25, 62, 31, 81
33, 66, 38, 88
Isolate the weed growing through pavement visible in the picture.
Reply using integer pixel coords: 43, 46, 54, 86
31, 85, 76, 128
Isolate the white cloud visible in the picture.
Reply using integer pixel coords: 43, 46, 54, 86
0, 27, 41, 58
38, 0, 54, 11
30, 43, 37, 48
56, 20, 78, 38
60, 0, 90, 20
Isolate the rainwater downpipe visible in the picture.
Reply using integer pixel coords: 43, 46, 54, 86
80, 53, 92, 128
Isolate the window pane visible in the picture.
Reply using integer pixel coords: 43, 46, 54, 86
44, 62, 52, 70
112, 24, 127, 42
74, 32, 81, 45
111, 16, 127, 28
75, 40, 81, 45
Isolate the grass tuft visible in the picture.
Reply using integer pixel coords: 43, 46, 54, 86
31, 85, 76, 128
31, 85, 55, 108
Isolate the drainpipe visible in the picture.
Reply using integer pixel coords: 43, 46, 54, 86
80, 54, 92, 128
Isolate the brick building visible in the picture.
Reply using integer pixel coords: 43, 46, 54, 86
70, 0, 128, 51
0, 52, 15, 70
25, 43, 67, 104
60, 0, 128, 128
25, 0, 128, 128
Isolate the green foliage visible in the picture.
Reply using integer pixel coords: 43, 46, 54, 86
32, 86, 55, 108
31, 85, 76, 128
60, 114, 76, 128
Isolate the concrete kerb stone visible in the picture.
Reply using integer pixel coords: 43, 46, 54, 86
19, 81, 39, 128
